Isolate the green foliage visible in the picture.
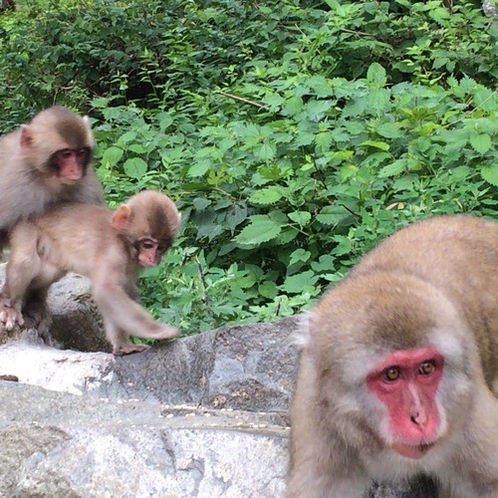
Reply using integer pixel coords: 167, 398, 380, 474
1, 0, 498, 334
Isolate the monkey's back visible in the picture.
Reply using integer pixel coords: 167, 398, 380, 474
32, 202, 126, 278
351, 214, 498, 388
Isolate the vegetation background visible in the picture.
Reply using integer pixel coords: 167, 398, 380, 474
1, 0, 497, 334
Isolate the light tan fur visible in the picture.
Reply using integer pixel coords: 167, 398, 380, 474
0, 106, 103, 231
287, 215, 498, 498
0, 190, 180, 355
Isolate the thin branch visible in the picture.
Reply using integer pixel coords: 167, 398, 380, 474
217, 90, 270, 110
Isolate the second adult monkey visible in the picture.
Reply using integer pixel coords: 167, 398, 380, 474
0, 106, 103, 239
287, 215, 498, 498
0, 190, 180, 355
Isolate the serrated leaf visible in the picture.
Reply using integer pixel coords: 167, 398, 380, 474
315, 206, 347, 226
281, 270, 318, 294
259, 281, 278, 299
294, 132, 315, 146
188, 159, 211, 177
366, 62, 387, 87
234, 216, 283, 245
342, 96, 368, 117
118, 131, 138, 144
193, 197, 211, 210
376, 123, 402, 139
128, 143, 147, 153
306, 99, 333, 121
315, 132, 334, 149
311, 255, 335, 272
226, 203, 248, 230
274, 227, 299, 245
367, 88, 391, 113
123, 157, 147, 179
470, 133, 492, 154
249, 187, 284, 205
101, 146, 123, 167
360, 140, 390, 151
481, 165, 498, 186
256, 141, 276, 161
289, 249, 311, 266
288, 211, 311, 226
378, 159, 406, 178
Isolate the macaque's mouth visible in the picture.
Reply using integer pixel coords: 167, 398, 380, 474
391, 442, 435, 459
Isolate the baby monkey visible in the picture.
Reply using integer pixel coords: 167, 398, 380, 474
0, 190, 181, 355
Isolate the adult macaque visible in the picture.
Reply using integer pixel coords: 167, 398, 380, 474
287, 215, 498, 498
0, 190, 180, 355
0, 106, 103, 241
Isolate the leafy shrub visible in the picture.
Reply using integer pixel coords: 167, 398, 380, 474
2, 0, 498, 334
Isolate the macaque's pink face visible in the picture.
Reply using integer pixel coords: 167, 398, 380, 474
137, 238, 167, 268
366, 347, 444, 459
53, 147, 91, 183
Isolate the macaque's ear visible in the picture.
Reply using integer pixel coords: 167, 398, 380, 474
111, 205, 131, 230
20, 125, 34, 149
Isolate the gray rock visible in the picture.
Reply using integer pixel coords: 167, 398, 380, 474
0, 382, 287, 498
0, 272, 438, 497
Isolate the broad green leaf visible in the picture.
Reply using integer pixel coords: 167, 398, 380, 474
376, 123, 403, 139
263, 94, 285, 108
470, 133, 492, 154
308, 75, 333, 97
311, 255, 335, 272
342, 96, 368, 117
193, 197, 211, 210
288, 211, 311, 226
274, 227, 299, 245
249, 187, 284, 205
481, 165, 498, 186
306, 99, 333, 121
118, 131, 138, 144
330, 128, 351, 142
234, 216, 283, 245
158, 113, 174, 130
366, 62, 387, 87
259, 281, 278, 299
128, 143, 147, 154
295, 132, 315, 147
316, 206, 348, 226
360, 140, 390, 151
101, 146, 123, 167
315, 132, 334, 149
281, 270, 318, 294
289, 249, 311, 266
226, 203, 248, 230
123, 157, 147, 179
188, 160, 211, 177
256, 141, 276, 161
378, 159, 406, 178
367, 88, 391, 113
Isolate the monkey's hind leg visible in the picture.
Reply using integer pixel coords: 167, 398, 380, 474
21, 287, 52, 342
0, 294, 24, 331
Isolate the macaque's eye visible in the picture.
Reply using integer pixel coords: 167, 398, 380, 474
140, 238, 157, 251
383, 366, 401, 382
58, 149, 74, 160
418, 361, 435, 376
76, 148, 88, 159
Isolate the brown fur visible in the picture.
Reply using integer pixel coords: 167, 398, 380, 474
0, 106, 103, 232
287, 215, 498, 498
0, 190, 180, 354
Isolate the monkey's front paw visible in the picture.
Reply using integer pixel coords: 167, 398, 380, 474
112, 343, 151, 355
0, 306, 24, 331
156, 325, 179, 339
